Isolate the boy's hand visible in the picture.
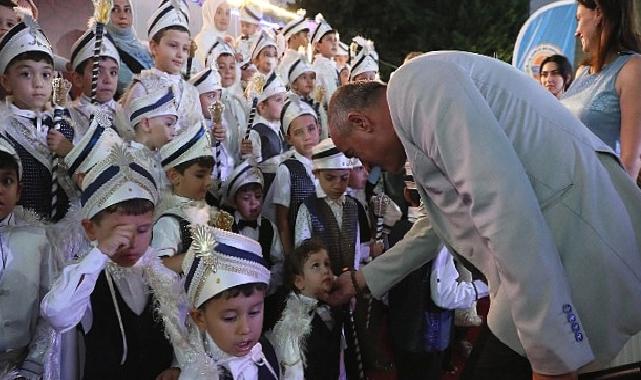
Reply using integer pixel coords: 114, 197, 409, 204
97, 225, 136, 257
212, 123, 226, 142
47, 129, 73, 157
240, 138, 253, 155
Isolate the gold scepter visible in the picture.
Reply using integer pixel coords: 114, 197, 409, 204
208, 100, 225, 193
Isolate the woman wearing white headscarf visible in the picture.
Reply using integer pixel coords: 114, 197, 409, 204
106, 0, 154, 96
194, 0, 232, 67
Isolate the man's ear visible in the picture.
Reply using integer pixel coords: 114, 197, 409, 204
81, 219, 97, 241
347, 112, 373, 133
0, 74, 11, 93
190, 307, 208, 332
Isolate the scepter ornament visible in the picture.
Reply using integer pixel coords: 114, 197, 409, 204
208, 100, 225, 192
90, 0, 113, 104
50, 76, 74, 220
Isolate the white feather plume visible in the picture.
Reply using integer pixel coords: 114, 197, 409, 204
314, 13, 324, 24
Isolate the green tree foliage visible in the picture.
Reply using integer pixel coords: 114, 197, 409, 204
297, 0, 529, 79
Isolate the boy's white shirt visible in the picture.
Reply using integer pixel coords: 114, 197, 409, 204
311, 54, 338, 108
233, 211, 284, 294
294, 185, 362, 269
5, 100, 52, 150
0, 207, 59, 378
41, 247, 160, 334
152, 193, 193, 258
277, 48, 304, 82
221, 87, 249, 162
430, 245, 489, 309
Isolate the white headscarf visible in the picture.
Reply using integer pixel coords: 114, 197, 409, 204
194, 0, 229, 67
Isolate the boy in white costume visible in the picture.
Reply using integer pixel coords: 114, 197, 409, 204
41, 144, 181, 379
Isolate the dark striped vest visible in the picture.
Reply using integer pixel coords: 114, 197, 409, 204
303, 195, 359, 276
282, 158, 316, 228
251, 123, 285, 163
6, 135, 69, 222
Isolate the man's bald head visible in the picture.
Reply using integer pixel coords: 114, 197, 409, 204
327, 80, 405, 173
328, 80, 387, 137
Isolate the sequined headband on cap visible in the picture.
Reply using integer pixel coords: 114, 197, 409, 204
250, 31, 277, 62
65, 109, 123, 177
159, 124, 212, 170
239, 4, 263, 24
80, 144, 158, 219
204, 37, 235, 68
280, 98, 317, 136
182, 225, 270, 308
127, 86, 178, 127
0, 135, 22, 180
287, 58, 315, 85
69, 26, 120, 72
350, 36, 379, 80
312, 137, 351, 170
147, 0, 190, 40
222, 160, 264, 207
190, 68, 222, 95
311, 13, 334, 45
282, 12, 308, 40
0, 8, 53, 74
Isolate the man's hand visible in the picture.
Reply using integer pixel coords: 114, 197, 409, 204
47, 129, 73, 157
240, 138, 253, 155
327, 271, 358, 307
97, 225, 136, 257
156, 367, 180, 380
369, 240, 385, 258
212, 123, 226, 142
532, 372, 578, 380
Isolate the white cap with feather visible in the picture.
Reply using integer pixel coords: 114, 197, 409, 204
310, 13, 335, 45
350, 36, 379, 80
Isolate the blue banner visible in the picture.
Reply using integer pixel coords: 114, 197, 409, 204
512, 0, 577, 79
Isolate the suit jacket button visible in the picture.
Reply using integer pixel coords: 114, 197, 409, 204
567, 313, 577, 323
562, 304, 572, 313
571, 322, 581, 332
575, 332, 584, 342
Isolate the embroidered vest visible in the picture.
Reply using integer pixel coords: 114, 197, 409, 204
83, 271, 174, 380
282, 159, 316, 229
251, 123, 285, 163
303, 195, 358, 276
5, 134, 69, 221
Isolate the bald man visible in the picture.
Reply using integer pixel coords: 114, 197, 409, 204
327, 51, 641, 380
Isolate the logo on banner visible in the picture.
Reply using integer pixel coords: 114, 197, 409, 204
524, 43, 563, 80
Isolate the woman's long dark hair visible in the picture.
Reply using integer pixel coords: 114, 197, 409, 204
540, 54, 574, 90
577, 0, 641, 72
